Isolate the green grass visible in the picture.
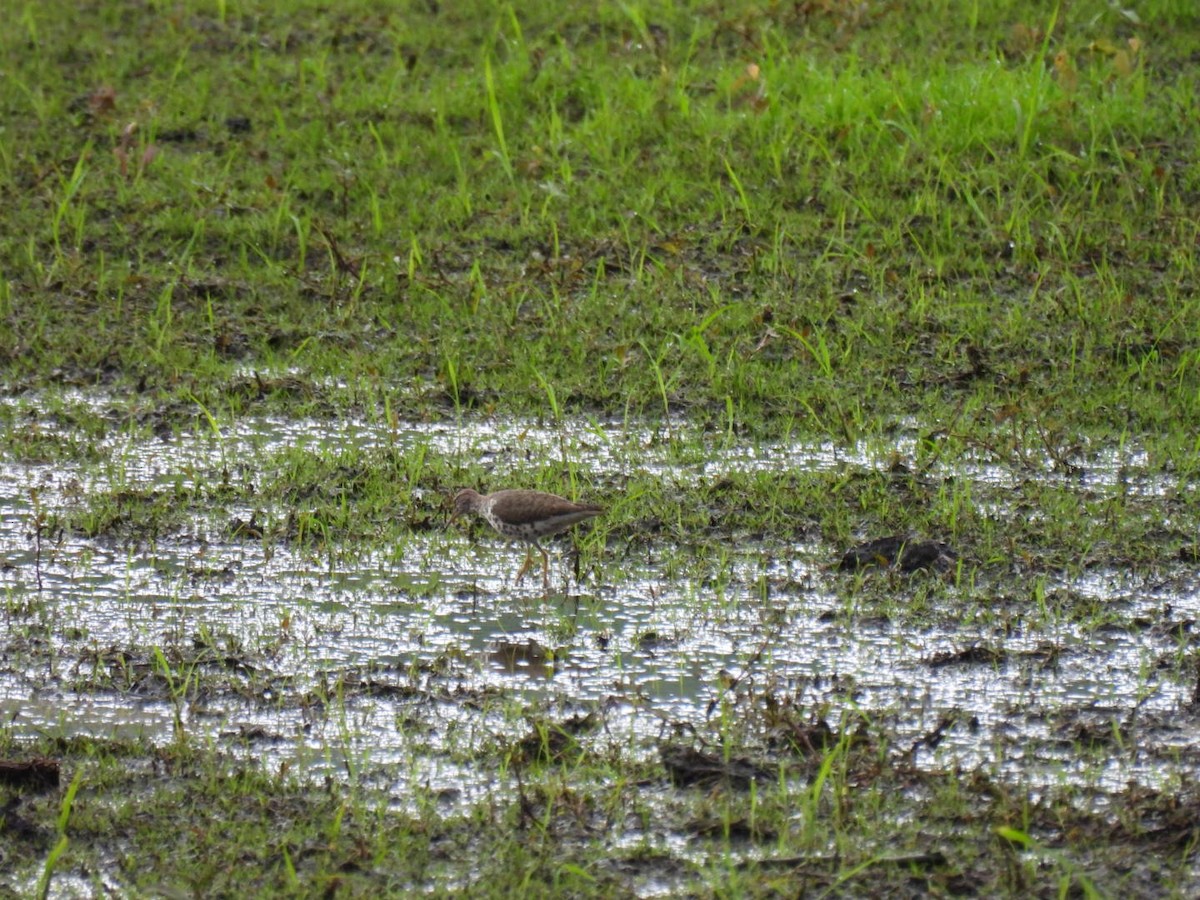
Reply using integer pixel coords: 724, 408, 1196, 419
1, 697, 1191, 897
2, 0, 1197, 436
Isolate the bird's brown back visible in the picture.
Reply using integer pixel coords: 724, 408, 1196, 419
487, 489, 602, 527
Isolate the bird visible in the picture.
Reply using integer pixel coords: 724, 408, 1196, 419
450, 488, 603, 588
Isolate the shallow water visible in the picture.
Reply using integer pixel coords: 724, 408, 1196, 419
2, 393, 1198, 817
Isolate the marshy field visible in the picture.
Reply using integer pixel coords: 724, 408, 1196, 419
2, 0, 1200, 896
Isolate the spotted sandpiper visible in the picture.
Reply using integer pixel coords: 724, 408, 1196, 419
451, 488, 603, 588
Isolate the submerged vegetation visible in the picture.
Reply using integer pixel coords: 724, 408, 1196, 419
2, 0, 1199, 896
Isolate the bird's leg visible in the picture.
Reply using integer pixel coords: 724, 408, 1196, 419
522, 539, 550, 590
515, 545, 535, 584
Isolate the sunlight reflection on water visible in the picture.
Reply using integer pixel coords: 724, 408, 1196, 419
1, 393, 1197, 812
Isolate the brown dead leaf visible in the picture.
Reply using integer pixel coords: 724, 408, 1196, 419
730, 62, 766, 111
88, 86, 117, 116
114, 122, 153, 180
